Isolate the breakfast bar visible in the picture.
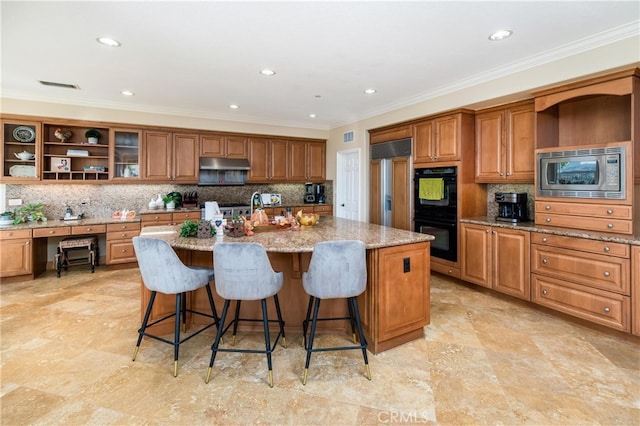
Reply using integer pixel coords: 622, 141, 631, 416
139, 217, 433, 354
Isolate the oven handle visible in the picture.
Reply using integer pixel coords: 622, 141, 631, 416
413, 217, 457, 228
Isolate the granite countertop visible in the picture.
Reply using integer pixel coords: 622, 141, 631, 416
139, 216, 434, 253
461, 217, 640, 246
1, 217, 141, 231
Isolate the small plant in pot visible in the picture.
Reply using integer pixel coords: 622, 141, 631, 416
162, 192, 181, 210
14, 203, 47, 224
0, 211, 15, 223
84, 129, 101, 144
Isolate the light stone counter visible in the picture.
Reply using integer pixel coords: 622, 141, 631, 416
140, 216, 434, 252
461, 217, 640, 246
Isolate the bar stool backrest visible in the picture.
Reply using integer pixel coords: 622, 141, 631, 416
213, 242, 283, 300
132, 236, 211, 293
303, 240, 367, 299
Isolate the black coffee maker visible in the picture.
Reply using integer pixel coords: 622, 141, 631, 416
304, 183, 316, 203
315, 184, 326, 204
495, 192, 528, 223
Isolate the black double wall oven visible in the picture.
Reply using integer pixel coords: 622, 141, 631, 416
413, 166, 458, 262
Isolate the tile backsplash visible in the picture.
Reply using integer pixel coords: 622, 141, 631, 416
4, 182, 333, 220
486, 183, 535, 221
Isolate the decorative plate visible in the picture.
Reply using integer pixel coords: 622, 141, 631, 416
12, 126, 36, 143
9, 165, 36, 177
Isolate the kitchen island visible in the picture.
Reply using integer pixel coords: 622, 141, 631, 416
140, 216, 433, 354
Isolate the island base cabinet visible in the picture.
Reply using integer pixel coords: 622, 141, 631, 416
532, 275, 631, 332
633, 246, 640, 336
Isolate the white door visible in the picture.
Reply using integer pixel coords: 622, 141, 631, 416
336, 149, 361, 220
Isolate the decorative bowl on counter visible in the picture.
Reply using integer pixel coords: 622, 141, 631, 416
296, 212, 319, 226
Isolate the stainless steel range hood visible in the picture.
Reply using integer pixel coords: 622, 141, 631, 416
198, 157, 250, 186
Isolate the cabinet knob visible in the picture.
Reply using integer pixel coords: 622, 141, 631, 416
491, 230, 496, 234
604, 246, 610, 252
542, 289, 548, 295
546, 218, 551, 223
545, 205, 551, 210
25, 241, 30, 245
121, 233, 126, 237
603, 307, 611, 314
603, 271, 610, 277
121, 225, 127, 229
607, 223, 613, 229
7, 232, 12, 237
607, 209, 613, 215
542, 237, 548, 242
485, 229, 490, 233
121, 249, 127, 253
499, 172, 504, 176
448, 269, 453, 274
542, 258, 548, 264
50, 230, 55, 234
506, 172, 510, 176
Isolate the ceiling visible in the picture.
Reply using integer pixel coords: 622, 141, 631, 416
1, 1, 639, 130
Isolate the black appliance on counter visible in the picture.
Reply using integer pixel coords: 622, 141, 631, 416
495, 192, 528, 223
413, 166, 458, 262
304, 182, 316, 203
316, 184, 326, 204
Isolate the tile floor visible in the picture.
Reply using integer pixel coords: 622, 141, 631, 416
1, 267, 638, 425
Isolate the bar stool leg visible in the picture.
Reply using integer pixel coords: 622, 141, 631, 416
302, 296, 314, 347
272, 294, 286, 348
174, 293, 182, 377
231, 300, 242, 345
347, 298, 357, 344
302, 297, 321, 385
133, 291, 156, 361
261, 298, 274, 387
350, 297, 371, 380
204, 284, 220, 330
206, 299, 230, 383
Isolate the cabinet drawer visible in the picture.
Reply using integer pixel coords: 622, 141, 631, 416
535, 212, 632, 234
107, 222, 141, 232
313, 204, 333, 214
172, 211, 201, 222
71, 224, 107, 235
532, 274, 630, 332
531, 233, 629, 258
532, 245, 629, 294
0, 229, 32, 240
107, 230, 139, 241
33, 227, 70, 238
535, 201, 632, 219
107, 240, 137, 264
141, 213, 173, 225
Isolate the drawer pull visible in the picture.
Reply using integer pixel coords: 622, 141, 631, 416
603, 307, 611, 314
542, 237, 547, 243
49, 230, 55, 234
545, 205, 550, 210
25, 241, 30, 245
485, 229, 490, 233
546, 218, 551, 223
542, 258, 548, 264
607, 223, 613, 229
542, 289, 548, 295
603, 271, 610, 277
607, 209, 613, 215
121, 249, 127, 253
604, 246, 610, 252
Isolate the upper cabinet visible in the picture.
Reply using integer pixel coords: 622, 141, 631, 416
369, 125, 412, 144
110, 128, 141, 180
2, 119, 41, 182
248, 137, 325, 183
200, 134, 248, 159
142, 131, 199, 182
474, 100, 535, 183
413, 112, 472, 164
42, 123, 110, 182
289, 140, 326, 182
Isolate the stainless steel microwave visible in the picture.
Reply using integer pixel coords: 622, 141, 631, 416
537, 144, 626, 199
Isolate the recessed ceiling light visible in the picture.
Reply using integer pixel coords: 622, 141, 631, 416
121, 90, 135, 96
97, 37, 121, 47
488, 30, 513, 41
229, 104, 239, 109
308, 114, 317, 118
260, 69, 276, 76
364, 88, 377, 95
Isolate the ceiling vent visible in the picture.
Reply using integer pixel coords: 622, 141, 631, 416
343, 130, 354, 144
39, 80, 80, 90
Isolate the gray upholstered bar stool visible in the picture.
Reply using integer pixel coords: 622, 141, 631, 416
302, 240, 371, 385
132, 237, 219, 377
206, 242, 286, 387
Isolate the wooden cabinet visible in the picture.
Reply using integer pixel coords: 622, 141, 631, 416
110, 128, 141, 180
2, 119, 40, 182
531, 232, 631, 332
42, 123, 110, 182
460, 223, 531, 300
535, 199, 633, 235
247, 138, 289, 182
413, 113, 467, 164
632, 246, 640, 336
313, 204, 333, 216
369, 125, 412, 144
106, 222, 140, 264
141, 212, 173, 227
359, 242, 430, 353
475, 101, 534, 182
171, 211, 201, 224
0, 229, 32, 277
71, 224, 106, 235
142, 131, 199, 182
200, 134, 247, 159
289, 140, 326, 182
369, 157, 411, 230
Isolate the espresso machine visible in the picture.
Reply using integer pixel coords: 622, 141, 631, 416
315, 184, 326, 204
495, 192, 528, 223
304, 183, 316, 203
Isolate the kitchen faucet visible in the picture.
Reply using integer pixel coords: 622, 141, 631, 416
250, 191, 262, 215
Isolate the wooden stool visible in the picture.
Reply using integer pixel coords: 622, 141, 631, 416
56, 236, 99, 277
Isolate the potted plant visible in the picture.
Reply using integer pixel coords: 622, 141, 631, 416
162, 192, 181, 210
84, 129, 101, 144
14, 203, 47, 224
0, 211, 15, 223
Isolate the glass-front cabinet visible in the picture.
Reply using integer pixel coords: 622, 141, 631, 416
2, 119, 41, 181
110, 128, 141, 180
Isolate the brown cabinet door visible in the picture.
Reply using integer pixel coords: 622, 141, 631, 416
369, 159, 382, 225
0, 238, 32, 277
200, 134, 224, 157
391, 157, 411, 230
474, 110, 504, 182
247, 138, 269, 182
289, 140, 307, 181
306, 141, 325, 181
493, 228, 530, 300
270, 139, 288, 181
433, 115, 460, 161
460, 223, 491, 288
505, 104, 535, 182
142, 131, 171, 180
225, 136, 248, 159
632, 246, 639, 336
172, 133, 199, 182
413, 119, 434, 163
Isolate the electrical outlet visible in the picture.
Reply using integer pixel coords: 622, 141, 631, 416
80, 198, 90, 206
8, 198, 22, 206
